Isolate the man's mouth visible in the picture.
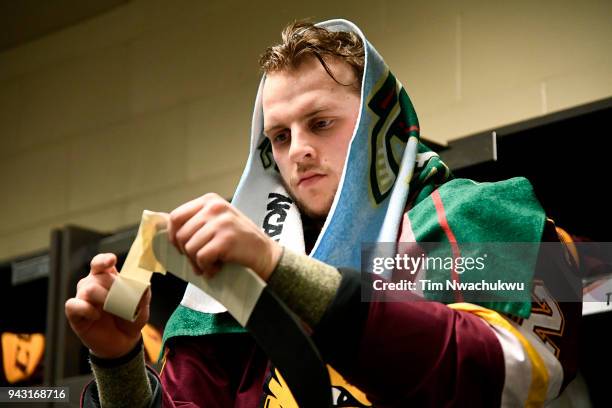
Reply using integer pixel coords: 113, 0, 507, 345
297, 172, 325, 188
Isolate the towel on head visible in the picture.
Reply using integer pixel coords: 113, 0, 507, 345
163, 19, 545, 346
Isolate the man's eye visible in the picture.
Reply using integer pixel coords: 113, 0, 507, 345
273, 133, 288, 144
314, 119, 333, 129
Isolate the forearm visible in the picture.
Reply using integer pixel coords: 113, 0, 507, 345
88, 339, 152, 408
267, 247, 341, 328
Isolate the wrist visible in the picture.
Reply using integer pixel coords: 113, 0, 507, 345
90, 337, 143, 365
260, 241, 283, 282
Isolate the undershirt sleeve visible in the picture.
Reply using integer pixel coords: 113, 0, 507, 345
267, 247, 341, 328
88, 340, 153, 408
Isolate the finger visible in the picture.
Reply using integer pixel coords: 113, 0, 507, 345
195, 234, 228, 277
175, 198, 229, 252
65, 297, 102, 332
168, 198, 205, 249
169, 194, 227, 246
174, 208, 208, 255
77, 271, 115, 293
183, 220, 217, 261
90, 253, 118, 275
76, 282, 109, 307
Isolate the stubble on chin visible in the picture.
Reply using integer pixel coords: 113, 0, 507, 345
279, 176, 333, 224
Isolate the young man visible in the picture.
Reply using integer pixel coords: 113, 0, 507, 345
66, 20, 579, 407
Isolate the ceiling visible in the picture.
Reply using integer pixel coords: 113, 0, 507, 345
0, 0, 128, 51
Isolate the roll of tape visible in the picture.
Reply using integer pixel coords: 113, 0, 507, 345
103, 210, 167, 321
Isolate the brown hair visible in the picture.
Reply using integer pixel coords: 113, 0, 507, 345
259, 20, 365, 91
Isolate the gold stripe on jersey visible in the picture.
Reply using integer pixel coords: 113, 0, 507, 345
448, 303, 549, 407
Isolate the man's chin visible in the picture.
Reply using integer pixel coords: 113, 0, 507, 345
280, 180, 334, 221
294, 198, 332, 223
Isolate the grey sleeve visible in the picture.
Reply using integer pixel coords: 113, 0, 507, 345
87, 342, 153, 408
267, 247, 342, 327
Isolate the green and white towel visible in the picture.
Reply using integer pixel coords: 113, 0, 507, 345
163, 19, 546, 346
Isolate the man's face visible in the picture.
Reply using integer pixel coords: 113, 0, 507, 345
262, 56, 361, 220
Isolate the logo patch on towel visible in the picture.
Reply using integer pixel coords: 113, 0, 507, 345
263, 193, 292, 240
257, 138, 278, 171
367, 71, 419, 205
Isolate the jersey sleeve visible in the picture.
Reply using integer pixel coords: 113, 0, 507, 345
451, 219, 580, 406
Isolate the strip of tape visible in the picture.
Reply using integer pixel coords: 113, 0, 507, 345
103, 211, 165, 321
103, 210, 265, 326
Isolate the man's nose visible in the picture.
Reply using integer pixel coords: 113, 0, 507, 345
288, 128, 317, 163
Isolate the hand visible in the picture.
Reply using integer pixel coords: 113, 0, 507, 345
168, 193, 282, 281
65, 253, 151, 359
